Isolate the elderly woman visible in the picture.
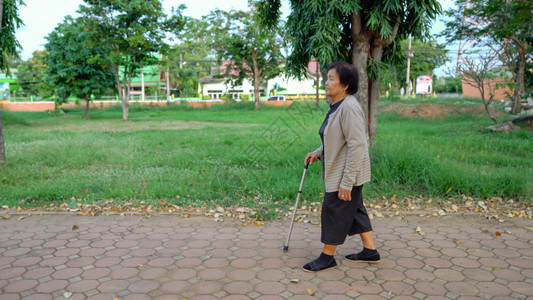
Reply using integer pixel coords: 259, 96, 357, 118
303, 61, 379, 272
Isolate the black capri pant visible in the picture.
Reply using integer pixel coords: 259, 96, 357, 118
321, 185, 373, 245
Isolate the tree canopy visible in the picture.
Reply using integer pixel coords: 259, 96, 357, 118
0, 0, 25, 163
166, 15, 221, 98
402, 39, 448, 82
378, 38, 449, 96
440, 0, 533, 113
0, 0, 24, 76
216, 7, 283, 109
256, 0, 442, 143
45, 15, 116, 119
16, 50, 49, 97
78, 0, 186, 120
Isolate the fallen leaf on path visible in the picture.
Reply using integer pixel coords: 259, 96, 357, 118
415, 226, 426, 236
307, 288, 314, 296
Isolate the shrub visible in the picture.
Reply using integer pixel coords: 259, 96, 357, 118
435, 76, 463, 94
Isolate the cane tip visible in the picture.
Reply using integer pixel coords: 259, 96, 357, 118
283, 246, 289, 252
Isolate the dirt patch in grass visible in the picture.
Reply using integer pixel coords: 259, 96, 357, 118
27, 120, 253, 132
456, 105, 508, 118
381, 103, 510, 120
381, 103, 449, 119
395, 104, 449, 119
380, 102, 404, 111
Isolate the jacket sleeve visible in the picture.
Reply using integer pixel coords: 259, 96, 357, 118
339, 101, 368, 190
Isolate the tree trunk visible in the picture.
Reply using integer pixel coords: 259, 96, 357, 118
114, 64, 129, 120
0, 110, 5, 163
0, 0, 3, 24
351, 13, 370, 136
84, 95, 90, 120
252, 52, 261, 110
0, 0, 3, 31
253, 74, 261, 110
484, 103, 499, 124
351, 12, 400, 144
511, 42, 526, 114
122, 88, 130, 121
121, 66, 132, 121
479, 79, 498, 124
482, 82, 498, 124
0, 0, 5, 163
368, 43, 385, 144
315, 61, 320, 109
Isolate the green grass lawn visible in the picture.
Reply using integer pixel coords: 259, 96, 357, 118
1, 99, 531, 217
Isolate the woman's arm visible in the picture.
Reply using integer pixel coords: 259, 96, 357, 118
306, 145, 323, 165
339, 101, 368, 191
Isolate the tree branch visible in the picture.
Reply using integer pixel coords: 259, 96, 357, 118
385, 15, 401, 46
258, 48, 277, 76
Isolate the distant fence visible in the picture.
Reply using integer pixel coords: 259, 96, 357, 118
7, 94, 201, 103
0, 99, 294, 112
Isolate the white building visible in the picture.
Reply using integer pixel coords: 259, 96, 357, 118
200, 61, 320, 100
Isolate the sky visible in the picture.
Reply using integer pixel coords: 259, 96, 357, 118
15, 0, 289, 60
15, 0, 455, 74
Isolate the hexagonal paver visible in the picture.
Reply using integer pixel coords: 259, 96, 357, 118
224, 281, 254, 294
0, 213, 532, 299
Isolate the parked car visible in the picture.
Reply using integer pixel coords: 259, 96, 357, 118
267, 95, 286, 101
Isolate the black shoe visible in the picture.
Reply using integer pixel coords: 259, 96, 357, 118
303, 253, 337, 272
345, 249, 380, 263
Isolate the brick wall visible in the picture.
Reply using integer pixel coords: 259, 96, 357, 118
0, 100, 294, 112
462, 77, 512, 101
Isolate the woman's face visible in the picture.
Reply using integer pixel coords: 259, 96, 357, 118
325, 68, 348, 101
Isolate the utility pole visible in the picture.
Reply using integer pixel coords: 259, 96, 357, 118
166, 68, 170, 101
315, 60, 320, 109
405, 38, 412, 98
163, 55, 170, 101
141, 66, 145, 102
0, 111, 5, 163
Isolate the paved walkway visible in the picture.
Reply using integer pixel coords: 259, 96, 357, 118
0, 212, 532, 299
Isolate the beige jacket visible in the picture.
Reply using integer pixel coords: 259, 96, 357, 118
313, 95, 371, 192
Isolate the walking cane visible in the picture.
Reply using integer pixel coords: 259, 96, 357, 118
283, 158, 311, 252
